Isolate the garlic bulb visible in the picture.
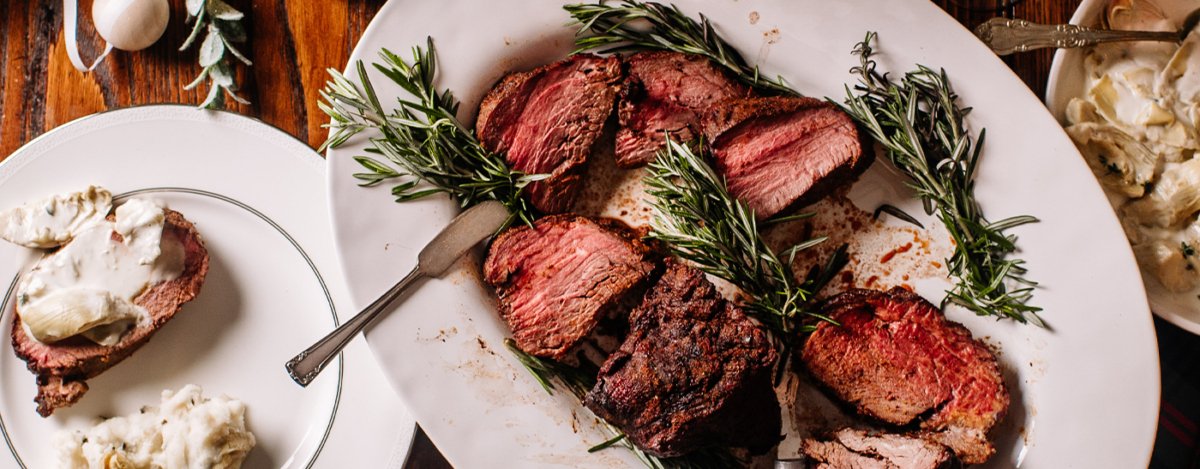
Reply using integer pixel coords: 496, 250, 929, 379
92, 0, 170, 51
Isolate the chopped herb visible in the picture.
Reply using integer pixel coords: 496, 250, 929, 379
1098, 154, 1122, 175
1183, 242, 1196, 259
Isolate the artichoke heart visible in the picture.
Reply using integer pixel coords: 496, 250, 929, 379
1133, 239, 1200, 292
20, 289, 141, 346
0, 186, 112, 249
1065, 122, 1161, 197
1126, 157, 1200, 228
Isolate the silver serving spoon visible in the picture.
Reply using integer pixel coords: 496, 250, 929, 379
975, 7, 1200, 55
286, 200, 512, 386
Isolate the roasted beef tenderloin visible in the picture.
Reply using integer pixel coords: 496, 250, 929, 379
800, 288, 1008, 464
483, 215, 658, 359
701, 96, 868, 220
475, 54, 623, 214
614, 51, 752, 168
12, 209, 209, 416
802, 429, 962, 469
583, 261, 781, 457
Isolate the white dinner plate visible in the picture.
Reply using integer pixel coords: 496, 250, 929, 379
330, 1, 1160, 468
0, 106, 415, 469
1046, 0, 1200, 336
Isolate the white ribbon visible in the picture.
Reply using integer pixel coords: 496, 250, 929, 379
64, 0, 113, 72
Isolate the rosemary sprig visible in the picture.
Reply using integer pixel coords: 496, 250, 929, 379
565, 1, 797, 97
836, 32, 1043, 326
645, 138, 846, 339
316, 39, 545, 229
504, 340, 745, 469
181, 0, 251, 110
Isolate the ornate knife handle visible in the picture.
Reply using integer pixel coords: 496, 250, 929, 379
975, 18, 1180, 56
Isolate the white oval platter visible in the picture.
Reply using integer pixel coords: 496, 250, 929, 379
330, 1, 1161, 468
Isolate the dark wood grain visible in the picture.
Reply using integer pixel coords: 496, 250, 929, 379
0, 1, 1082, 468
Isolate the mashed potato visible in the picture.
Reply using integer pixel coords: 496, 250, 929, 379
53, 385, 255, 469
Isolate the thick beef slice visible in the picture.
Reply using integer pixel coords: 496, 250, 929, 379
12, 209, 209, 416
583, 261, 781, 457
801, 288, 1008, 464
476, 54, 623, 214
614, 51, 751, 168
802, 429, 961, 469
702, 96, 867, 220
483, 215, 657, 359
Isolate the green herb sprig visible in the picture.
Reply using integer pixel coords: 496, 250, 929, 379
837, 32, 1043, 326
645, 138, 847, 383
565, 1, 797, 97
181, 0, 251, 110
645, 138, 846, 337
505, 340, 745, 469
316, 39, 545, 229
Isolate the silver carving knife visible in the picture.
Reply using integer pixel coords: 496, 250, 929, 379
286, 200, 512, 386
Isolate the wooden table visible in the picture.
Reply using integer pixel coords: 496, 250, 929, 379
0, 1, 1082, 468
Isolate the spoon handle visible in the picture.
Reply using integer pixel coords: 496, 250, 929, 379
286, 266, 426, 386
975, 17, 1179, 56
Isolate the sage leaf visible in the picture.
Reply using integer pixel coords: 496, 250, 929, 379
180, 9, 207, 50
200, 84, 223, 110
198, 25, 225, 67
184, 65, 212, 90
216, 19, 247, 43
221, 37, 252, 66
207, 0, 244, 21
186, 0, 206, 18
209, 61, 235, 87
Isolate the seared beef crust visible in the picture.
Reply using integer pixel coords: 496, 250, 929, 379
584, 261, 781, 457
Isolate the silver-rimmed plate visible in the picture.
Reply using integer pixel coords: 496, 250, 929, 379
0, 105, 415, 469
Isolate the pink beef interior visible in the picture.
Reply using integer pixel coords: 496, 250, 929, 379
712, 105, 860, 219
475, 55, 621, 214
483, 216, 655, 358
615, 52, 749, 168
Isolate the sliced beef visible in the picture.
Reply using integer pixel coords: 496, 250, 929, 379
701, 96, 867, 220
483, 215, 657, 359
12, 209, 209, 416
614, 51, 752, 168
583, 261, 780, 457
802, 429, 962, 469
476, 54, 623, 214
800, 288, 1008, 464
